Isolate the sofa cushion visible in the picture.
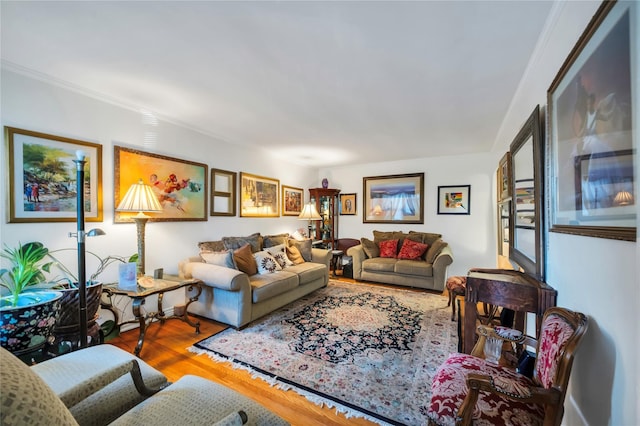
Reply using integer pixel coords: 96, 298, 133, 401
250, 271, 299, 303
223, 233, 263, 253
254, 251, 282, 274
284, 262, 327, 285
198, 240, 226, 253
265, 244, 294, 268
362, 257, 396, 273
263, 233, 289, 248
397, 239, 428, 260
286, 244, 305, 264
360, 238, 380, 259
409, 231, 442, 246
395, 259, 433, 277
426, 239, 449, 263
288, 238, 312, 262
379, 239, 398, 258
200, 250, 237, 269
233, 244, 258, 276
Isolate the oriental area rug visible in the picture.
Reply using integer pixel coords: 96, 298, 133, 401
189, 280, 457, 425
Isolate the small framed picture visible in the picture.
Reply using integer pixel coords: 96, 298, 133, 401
339, 193, 357, 215
437, 185, 471, 215
118, 262, 138, 291
282, 185, 303, 216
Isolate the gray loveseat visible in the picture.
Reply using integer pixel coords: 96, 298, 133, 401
179, 233, 330, 328
347, 230, 453, 292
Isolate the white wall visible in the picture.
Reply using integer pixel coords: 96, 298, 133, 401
319, 153, 497, 277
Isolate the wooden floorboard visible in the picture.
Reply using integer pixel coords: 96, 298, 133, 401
107, 277, 398, 426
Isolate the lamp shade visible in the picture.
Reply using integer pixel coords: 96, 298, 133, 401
613, 190, 634, 206
116, 179, 163, 212
298, 203, 322, 221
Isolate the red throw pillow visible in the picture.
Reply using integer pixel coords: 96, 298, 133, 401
378, 239, 399, 258
397, 238, 429, 260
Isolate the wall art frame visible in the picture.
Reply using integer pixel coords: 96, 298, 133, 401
339, 193, 357, 215
6, 126, 103, 223
363, 173, 424, 224
114, 146, 208, 222
497, 151, 512, 202
437, 185, 471, 215
210, 168, 236, 217
282, 185, 303, 216
239, 172, 280, 217
547, 0, 635, 241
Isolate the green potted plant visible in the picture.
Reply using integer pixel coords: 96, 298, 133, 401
0, 242, 63, 354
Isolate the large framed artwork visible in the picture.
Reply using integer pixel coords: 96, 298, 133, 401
6, 127, 103, 223
239, 172, 279, 217
282, 185, 303, 216
210, 168, 236, 217
548, 0, 635, 241
363, 173, 424, 224
437, 185, 471, 215
114, 146, 207, 222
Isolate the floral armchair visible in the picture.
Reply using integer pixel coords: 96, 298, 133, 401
427, 307, 588, 426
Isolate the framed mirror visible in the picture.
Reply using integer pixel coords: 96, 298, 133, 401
509, 105, 545, 280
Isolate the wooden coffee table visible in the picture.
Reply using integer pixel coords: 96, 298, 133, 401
101, 277, 202, 356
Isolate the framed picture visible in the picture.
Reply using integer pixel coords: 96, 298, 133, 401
210, 168, 236, 216
339, 193, 357, 215
437, 185, 471, 215
363, 173, 424, 224
5, 127, 103, 223
548, 0, 635, 241
114, 146, 207, 222
239, 172, 279, 217
497, 152, 511, 202
282, 185, 303, 216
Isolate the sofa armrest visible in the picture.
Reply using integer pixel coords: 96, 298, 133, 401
311, 248, 331, 268
182, 262, 250, 292
179, 256, 204, 279
432, 244, 454, 291
347, 245, 365, 279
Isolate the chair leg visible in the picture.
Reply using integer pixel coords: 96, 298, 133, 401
451, 292, 457, 321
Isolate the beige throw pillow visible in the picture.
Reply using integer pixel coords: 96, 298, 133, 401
360, 238, 380, 258
286, 244, 305, 264
288, 238, 312, 262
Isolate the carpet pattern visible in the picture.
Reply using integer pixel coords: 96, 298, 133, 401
190, 281, 457, 425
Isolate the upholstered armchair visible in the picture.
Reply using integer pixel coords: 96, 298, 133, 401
427, 307, 588, 426
1, 344, 289, 426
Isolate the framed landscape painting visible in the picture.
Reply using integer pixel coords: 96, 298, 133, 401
114, 146, 207, 222
363, 173, 424, 224
282, 185, 303, 216
548, 0, 635, 241
6, 127, 103, 223
240, 172, 280, 217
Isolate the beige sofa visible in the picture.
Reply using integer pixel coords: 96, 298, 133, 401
179, 233, 330, 328
347, 231, 453, 292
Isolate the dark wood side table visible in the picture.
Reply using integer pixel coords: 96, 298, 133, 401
101, 277, 202, 356
462, 268, 556, 355
330, 250, 344, 277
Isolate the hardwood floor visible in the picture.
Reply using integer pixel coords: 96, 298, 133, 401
108, 277, 388, 426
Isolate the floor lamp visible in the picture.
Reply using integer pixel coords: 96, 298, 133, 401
71, 151, 105, 348
298, 202, 322, 239
116, 179, 163, 277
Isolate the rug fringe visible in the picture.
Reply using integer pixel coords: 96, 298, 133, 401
188, 345, 395, 426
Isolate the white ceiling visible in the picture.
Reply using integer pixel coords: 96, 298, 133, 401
1, 1, 554, 167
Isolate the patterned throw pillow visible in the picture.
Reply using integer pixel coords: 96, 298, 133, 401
361, 238, 380, 258
200, 250, 237, 269
198, 240, 226, 253
233, 244, 258, 275
379, 239, 398, 258
265, 244, 294, 268
397, 239, 429, 260
286, 244, 305, 264
254, 251, 283, 274
263, 233, 290, 248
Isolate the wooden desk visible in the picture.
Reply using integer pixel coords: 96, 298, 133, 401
462, 269, 556, 354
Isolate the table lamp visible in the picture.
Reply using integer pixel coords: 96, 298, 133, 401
116, 179, 163, 276
298, 202, 321, 239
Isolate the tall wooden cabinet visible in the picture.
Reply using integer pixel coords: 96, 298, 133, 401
308, 188, 340, 249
